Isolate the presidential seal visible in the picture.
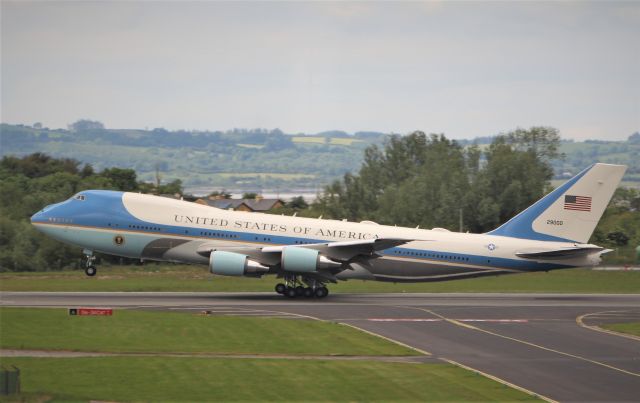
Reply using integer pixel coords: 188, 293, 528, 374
114, 235, 125, 246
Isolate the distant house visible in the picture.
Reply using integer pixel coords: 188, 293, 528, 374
244, 198, 285, 212
195, 197, 284, 212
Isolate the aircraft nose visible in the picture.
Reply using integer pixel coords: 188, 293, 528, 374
31, 208, 47, 224
31, 203, 57, 225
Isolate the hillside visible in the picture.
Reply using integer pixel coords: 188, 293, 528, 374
1, 124, 386, 192
1, 123, 638, 192
554, 137, 640, 187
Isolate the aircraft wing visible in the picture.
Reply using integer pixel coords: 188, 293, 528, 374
197, 237, 415, 263
515, 246, 608, 260
265, 237, 417, 261
197, 237, 417, 282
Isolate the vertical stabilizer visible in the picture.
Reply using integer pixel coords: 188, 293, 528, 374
488, 163, 626, 243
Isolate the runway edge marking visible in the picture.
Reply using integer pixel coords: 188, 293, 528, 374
576, 310, 640, 342
417, 307, 640, 378
439, 357, 557, 403
338, 323, 432, 356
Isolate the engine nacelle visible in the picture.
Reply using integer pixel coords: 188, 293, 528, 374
281, 247, 342, 273
209, 251, 269, 277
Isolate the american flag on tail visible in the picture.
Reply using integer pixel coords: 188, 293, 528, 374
564, 195, 592, 212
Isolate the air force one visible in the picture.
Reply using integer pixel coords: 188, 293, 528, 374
31, 163, 626, 298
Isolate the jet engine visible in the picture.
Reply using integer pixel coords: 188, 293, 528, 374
281, 246, 342, 273
209, 251, 269, 277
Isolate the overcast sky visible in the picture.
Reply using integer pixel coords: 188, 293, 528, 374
2, 1, 638, 140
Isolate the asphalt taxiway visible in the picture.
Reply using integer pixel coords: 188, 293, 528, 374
2, 292, 639, 402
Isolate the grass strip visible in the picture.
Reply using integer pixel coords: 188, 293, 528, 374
0, 357, 537, 402
0, 308, 415, 356
601, 322, 640, 337
1, 266, 639, 293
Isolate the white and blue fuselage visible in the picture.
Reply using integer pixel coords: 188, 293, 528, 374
30, 163, 625, 290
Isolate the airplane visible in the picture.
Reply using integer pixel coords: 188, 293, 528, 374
31, 163, 625, 298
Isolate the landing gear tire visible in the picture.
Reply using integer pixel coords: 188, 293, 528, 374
314, 286, 329, 298
285, 287, 297, 298
279, 274, 329, 299
83, 250, 97, 277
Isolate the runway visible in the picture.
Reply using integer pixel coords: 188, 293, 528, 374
2, 292, 639, 402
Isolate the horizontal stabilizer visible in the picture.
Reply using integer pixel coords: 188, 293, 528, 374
516, 246, 607, 260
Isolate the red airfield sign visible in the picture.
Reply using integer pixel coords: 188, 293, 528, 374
69, 308, 113, 316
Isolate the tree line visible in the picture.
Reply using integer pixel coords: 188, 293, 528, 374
297, 127, 638, 262
311, 127, 560, 233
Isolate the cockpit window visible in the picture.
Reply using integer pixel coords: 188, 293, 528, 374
74, 194, 86, 201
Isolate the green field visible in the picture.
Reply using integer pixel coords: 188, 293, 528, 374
0, 308, 412, 356
1, 266, 639, 293
0, 357, 535, 402
0, 308, 537, 401
330, 137, 363, 145
292, 136, 327, 144
291, 136, 363, 146
602, 322, 640, 337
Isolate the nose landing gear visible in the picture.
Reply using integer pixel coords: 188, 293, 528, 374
275, 275, 329, 299
83, 249, 97, 277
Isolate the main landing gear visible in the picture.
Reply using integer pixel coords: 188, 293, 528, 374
275, 274, 329, 299
83, 249, 97, 277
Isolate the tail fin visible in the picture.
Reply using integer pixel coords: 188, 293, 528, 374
487, 163, 626, 243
